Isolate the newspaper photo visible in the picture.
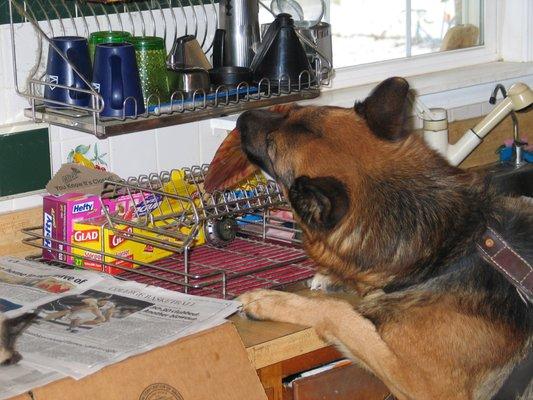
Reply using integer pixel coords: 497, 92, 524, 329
0, 256, 241, 391
0, 257, 105, 318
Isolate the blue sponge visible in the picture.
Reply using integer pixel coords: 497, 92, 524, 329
498, 146, 533, 163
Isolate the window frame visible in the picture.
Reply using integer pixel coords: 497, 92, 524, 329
324, 0, 531, 92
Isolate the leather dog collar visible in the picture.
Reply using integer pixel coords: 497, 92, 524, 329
477, 227, 533, 304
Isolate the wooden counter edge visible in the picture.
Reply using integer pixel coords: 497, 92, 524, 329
246, 325, 328, 370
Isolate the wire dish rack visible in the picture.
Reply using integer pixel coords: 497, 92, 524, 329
8, 0, 331, 138
22, 165, 317, 299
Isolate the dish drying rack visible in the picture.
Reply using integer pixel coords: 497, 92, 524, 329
8, 0, 331, 138
22, 165, 317, 299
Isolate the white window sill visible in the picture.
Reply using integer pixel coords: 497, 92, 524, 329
210, 61, 533, 131
313, 61, 533, 109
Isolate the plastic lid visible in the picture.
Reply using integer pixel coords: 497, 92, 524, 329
128, 36, 165, 51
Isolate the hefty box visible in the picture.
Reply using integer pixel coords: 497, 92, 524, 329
42, 193, 103, 263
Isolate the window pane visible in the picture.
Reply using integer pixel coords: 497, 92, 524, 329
330, 0, 484, 68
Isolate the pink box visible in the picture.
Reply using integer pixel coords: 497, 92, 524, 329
42, 193, 104, 263
42, 192, 163, 265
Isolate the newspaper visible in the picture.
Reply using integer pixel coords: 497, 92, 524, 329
0, 362, 64, 400
0, 256, 241, 398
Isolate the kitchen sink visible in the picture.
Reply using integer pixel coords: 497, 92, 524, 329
476, 162, 533, 198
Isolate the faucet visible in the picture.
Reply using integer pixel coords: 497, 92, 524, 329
422, 82, 533, 166
490, 84, 525, 167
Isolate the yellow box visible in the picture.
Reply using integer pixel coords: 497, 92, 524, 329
71, 217, 176, 275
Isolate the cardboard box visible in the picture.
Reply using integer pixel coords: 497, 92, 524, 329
71, 216, 176, 275
10, 322, 267, 400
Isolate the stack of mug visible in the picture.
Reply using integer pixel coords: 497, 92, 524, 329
44, 31, 175, 118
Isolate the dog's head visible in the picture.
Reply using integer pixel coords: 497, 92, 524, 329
237, 77, 469, 290
238, 77, 417, 231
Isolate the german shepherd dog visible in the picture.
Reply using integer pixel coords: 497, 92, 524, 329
237, 78, 533, 399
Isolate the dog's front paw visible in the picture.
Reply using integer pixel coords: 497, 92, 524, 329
238, 289, 300, 322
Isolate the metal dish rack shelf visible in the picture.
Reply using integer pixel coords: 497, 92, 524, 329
22, 165, 316, 299
9, 0, 330, 138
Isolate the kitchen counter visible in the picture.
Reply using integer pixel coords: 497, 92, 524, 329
2, 206, 386, 400
234, 314, 328, 370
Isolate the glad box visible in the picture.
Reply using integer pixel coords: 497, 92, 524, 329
42, 193, 103, 263
71, 216, 175, 275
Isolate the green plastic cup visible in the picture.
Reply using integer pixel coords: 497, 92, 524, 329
88, 31, 132, 63
128, 36, 171, 107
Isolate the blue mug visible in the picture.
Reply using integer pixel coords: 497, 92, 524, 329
44, 36, 92, 109
92, 43, 145, 118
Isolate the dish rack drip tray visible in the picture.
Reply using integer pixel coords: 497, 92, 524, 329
26, 235, 316, 299
120, 236, 315, 298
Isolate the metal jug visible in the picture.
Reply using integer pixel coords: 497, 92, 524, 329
167, 35, 212, 70
218, 0, 261, 68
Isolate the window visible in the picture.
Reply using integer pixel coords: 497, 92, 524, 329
319, 0, 513, 91
328, 0, 483, 68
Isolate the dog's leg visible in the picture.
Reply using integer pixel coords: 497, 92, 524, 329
239, 289, 475, 400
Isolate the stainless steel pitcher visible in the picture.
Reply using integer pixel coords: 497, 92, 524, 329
218, 0, 261, 68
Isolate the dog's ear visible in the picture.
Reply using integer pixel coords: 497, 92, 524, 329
354, 77, 410, 141
237, 109, 286, 136
289, 176, 349, 230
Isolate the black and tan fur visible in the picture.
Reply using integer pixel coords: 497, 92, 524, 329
237, 77, 533, 399
0, 313, 37, 365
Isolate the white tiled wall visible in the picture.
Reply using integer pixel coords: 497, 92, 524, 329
155, 123, 201, 171
0, 120, 220, 212
49, 122, 211, 177
0, 192, 45, 214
